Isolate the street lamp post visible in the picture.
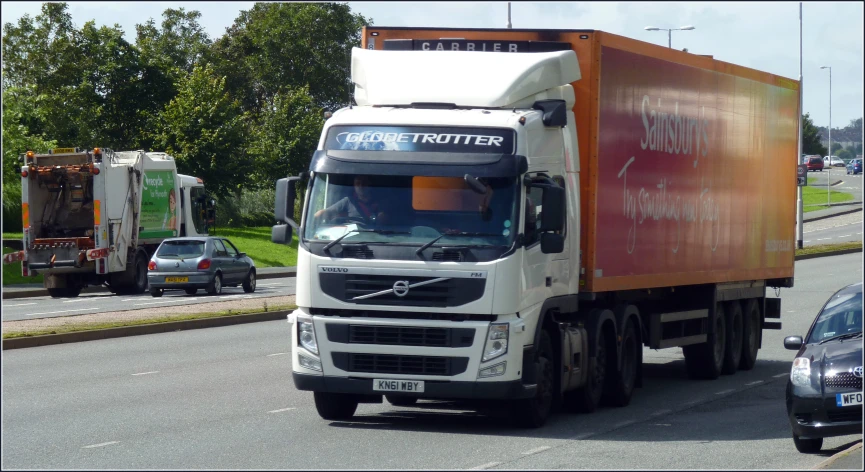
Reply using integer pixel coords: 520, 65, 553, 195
644, 25, 695, 48
797, 2, 804, 249
821, 65, 832, 209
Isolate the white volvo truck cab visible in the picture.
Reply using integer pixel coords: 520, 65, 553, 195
273, 46, 586, 427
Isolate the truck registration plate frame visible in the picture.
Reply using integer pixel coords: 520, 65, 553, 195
372, 379, 425, 393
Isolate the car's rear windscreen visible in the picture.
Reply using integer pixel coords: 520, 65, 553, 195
157, 240, 206, 258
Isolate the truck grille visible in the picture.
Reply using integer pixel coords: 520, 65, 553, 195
320, 273, 485, 307
331, 353, 469, 376
325, 324, 475, 347
827, 407, 862, 423
825, 372, 863, 390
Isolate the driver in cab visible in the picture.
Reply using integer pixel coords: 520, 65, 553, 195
314, 175, 388, 225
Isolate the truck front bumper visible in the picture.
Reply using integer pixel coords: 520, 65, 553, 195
293, 372, 537, 400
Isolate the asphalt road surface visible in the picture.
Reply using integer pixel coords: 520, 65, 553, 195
807, 166, 863, 204
1, 276, 297, 322
803, 211, 864, 246
2, 255, 862, 469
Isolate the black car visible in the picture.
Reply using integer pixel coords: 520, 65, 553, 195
784, 282, 863, 453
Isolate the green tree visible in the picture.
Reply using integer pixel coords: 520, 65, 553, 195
837, 148, 853, 161
248, 86, 324, 187
211, 3, 370, 114
830, 142, 843, 154
802, 113, 827, 156
153, 63, 250, 197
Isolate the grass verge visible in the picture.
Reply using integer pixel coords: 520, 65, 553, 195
796, 241, 862, 257
2, 226, 297, 286
802, 184, 855, 212
2, 304, 297, 339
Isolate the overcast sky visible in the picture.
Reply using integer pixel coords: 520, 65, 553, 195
2, 1, 862, 129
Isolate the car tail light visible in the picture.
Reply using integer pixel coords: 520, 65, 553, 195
197, 259, 211, 270
148, 260, 157, 271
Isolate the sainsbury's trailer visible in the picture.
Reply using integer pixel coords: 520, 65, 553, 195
271, 27, 799, 427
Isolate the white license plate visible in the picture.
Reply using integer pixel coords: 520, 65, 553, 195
836, 392, 863, 407
372, 379, 425, 393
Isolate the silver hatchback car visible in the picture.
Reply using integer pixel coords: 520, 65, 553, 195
147, 237, 256, 297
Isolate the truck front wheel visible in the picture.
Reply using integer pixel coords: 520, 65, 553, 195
313, 392, 359, 420
513, 330, 554, 428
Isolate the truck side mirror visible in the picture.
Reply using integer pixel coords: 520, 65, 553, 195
272, 224, 293, 245
540, 185, 565, 232
274, 176, 301, 230
540, 233, 564, 254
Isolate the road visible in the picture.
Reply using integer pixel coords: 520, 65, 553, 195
1, 276, 297, 322
2, 254, 862, 469
803, 211, 864, 246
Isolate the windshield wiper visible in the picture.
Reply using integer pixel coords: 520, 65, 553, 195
323, 229, 409, 253
416, 231, 501, 256
818, 331, 863, 345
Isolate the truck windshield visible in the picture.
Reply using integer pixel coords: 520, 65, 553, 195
303, 173, 518, 248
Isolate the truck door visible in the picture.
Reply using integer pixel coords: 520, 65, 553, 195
522, 175, 554, 308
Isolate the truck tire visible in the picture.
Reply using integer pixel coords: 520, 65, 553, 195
513, 330, 554, 428
386, 395, 418, 407
206, 273, 223, 295
313, 392, 359, 420
606, 320, 639, 407
131, 252, 148, 294
47, 286, 81, 298
113, 251, 148, 295
684, 302, 726, 380
722, 301, 744, 375
565, 326, 607, 413
739, 299, 761, 370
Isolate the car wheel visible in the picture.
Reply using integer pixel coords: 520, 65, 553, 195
185, 288, 197, 295
793, 434, 823, 453
206, 273, 223, 295
243, 270, 256, 293
150, 288, 163, 297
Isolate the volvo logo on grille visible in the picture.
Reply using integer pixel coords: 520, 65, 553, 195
393, 280, 410, 297
854, 366, 863, 378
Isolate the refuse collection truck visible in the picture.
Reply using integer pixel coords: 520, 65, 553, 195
9, 147, 215, 297
271, 27, 799, 427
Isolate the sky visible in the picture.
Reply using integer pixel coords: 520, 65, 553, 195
2, 1, 863, 129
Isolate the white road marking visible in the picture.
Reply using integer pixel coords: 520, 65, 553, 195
571, 432, 596, 441
787, 310, 796, 313
614, 420, 636, 428
25, 308, 91, 316
82, 441, 119, 449
470, 462, 502, 470
4, 302, 36, 307
774, 373, 789, 378
268, 407, 296, 414
131, 371, 159, 376
653, 423, 672, 427
650, 409, 672, 417
684, 400, 701, 407
121, 298, 141, 302
62, 298, 93, 303
521, 446, 551, 455
745, 380, 764, 386
133, 300, 187, 306
267, 353, 288, 357
715, 389, 735, 395
839, 235, 852, 238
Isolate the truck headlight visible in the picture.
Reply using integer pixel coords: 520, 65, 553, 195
298, 320, 319, 355
482, 323, 509, 362
790, 357, 811, 387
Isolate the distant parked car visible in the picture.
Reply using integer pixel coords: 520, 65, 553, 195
824, 156, 845, 167
846, 158, 862, 175
807, 156, 824, 172
784, 282, 862, 453
147, 237, 256, 297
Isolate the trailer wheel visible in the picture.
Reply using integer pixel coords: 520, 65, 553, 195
606, 320, 639, 407
739, 299, 761, 370
513, 330, 554, 428
684, 302, 726, 380
313, 392, 358, 420
386, 395, 418, 407
565, 326, 607, 413
722, 301, 744, 375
